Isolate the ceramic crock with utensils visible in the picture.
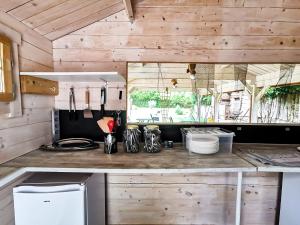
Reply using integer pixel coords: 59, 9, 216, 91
104, 133, 117, 154
97, 116, 117, 154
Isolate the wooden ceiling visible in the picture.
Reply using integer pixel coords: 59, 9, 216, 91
0, 0, 134, 40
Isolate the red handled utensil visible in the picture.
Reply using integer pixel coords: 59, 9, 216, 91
107, 120, 115, 133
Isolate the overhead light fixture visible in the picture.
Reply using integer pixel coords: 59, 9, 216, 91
171, 79, 178, 88
187, 64, 196, 80
189, 74, 196, 80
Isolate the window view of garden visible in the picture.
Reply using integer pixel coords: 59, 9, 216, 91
127, 63, 300, 124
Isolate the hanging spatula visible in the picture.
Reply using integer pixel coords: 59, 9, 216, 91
100, 86, 106, 117
83, 88, 93, 119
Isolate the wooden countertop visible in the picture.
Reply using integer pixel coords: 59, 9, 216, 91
2, 143, 300, 188
0, 166, 20, 179
0, 166, 26, 188
234, 143, 300, 172
0, 146, 255, 188
1, 145, 255, 174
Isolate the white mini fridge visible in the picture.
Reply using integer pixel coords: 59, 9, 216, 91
13, 173, 105, 225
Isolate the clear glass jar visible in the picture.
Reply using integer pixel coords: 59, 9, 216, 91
143, 125, 161, 153
123, 125, 141, 153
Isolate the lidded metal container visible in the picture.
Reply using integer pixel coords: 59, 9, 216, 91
123, 125, 141, 153
143, 125, 161, 153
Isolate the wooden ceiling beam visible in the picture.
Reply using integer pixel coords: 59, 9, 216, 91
122, 0, 134, 22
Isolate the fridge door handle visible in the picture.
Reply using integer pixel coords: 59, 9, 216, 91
13, 184, 84, 193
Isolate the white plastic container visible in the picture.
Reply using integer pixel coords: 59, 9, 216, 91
182, 127, 235, 153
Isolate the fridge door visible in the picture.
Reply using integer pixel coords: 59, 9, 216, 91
13, 184, 86, 225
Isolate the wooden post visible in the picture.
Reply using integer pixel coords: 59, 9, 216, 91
235, 172, 243, 225
123, 0, 134, 22
251, 85, 271, 123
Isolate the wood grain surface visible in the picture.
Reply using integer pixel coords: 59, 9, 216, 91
2, 145, 255, 172
0, 11, 53, 71
53, 1, 300, 75
106, 172, 279, 225
0, 167, 20, 180
235, 143, 300, 172
0, 95, 54, 164
0, 0, 125, 40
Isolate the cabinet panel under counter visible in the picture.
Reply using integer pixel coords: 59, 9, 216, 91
106, 172, 280, 225
0, 171, 279, 225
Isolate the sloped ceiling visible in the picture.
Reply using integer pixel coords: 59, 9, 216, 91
0, 0, 125, 40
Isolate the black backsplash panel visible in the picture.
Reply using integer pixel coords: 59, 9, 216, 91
59, 110, 300, 144
135, 124, 300, 144
59, 110, 126, 142
147, 124, 300, 144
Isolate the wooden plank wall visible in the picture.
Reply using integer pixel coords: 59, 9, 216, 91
53, 0, 300, 76
0, 173, 31, 225
0, 94, 54, 164
107, 172, 280, 225
0, 11, 53, 72
0, 12, 54, 164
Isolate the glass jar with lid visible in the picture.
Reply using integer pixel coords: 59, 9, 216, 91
143, 125, 161, 153
123, 125, 141, 153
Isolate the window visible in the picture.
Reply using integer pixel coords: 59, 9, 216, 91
0, 35, 14, 102
127, 63, 300, 124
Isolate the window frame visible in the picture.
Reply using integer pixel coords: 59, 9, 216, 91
0, 35, 14, 102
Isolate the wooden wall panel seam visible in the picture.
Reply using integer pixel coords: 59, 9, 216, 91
0, 0, 32, 12
70, 21, 300, 36
134, 0, 300, 8
19, 57, 54, 71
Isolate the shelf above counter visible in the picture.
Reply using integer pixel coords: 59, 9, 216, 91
19, 72, 125, 82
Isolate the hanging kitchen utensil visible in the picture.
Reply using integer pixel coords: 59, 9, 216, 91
116, 110, 122, 126
69, 87, 78, 121
100, 86, 106, 117
115, 89, 123, 126
119, 90, 123, 101
83, 88, 93, 119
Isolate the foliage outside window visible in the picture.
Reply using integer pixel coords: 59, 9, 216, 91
258, 85, 300, 123
0, 35, 14, 102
